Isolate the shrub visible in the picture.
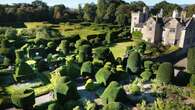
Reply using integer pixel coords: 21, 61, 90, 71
56, 40, 69, 55
63, 100, 81, 110
78, 45, 92, 63
93, 47, 115, 63
37, 59, 49, 72
190, 74, 195, 87
48, 102, 63, 110
100, 81, 128, 104
132, 31, 142, 39
11, 88, 35, 109
14, 61, 34, 82
129, 84, 141, 95
54, 76, 79, 103
127, 51, 141, 74
84, 100, 97, 110
102, 102, 129, 110
80, 61, 94, 77
140, 70, 152, 81
5, 28, 17, 40
156, 62, 174, 83
85, 79, 99, 91
75, 39, 89, 49
15, 49, 25, 65
95, 66, 112, 86
187, 47, 195, 74
144, 61, 153, 70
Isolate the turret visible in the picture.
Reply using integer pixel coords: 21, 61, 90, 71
158, 8, 164, 18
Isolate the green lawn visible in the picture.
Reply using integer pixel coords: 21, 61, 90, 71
110, 40, 142, 58
23, 22, 107, 39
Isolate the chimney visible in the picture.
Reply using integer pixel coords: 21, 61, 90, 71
172, 9, 179, 18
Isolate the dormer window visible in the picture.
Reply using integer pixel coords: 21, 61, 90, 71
134, 17, 137, 20
149, 27, 152, 31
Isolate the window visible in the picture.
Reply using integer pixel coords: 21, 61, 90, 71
170, 28, 176, 33
134, 17, 137, 20
149, 27, 152, 31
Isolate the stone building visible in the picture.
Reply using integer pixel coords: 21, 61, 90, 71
131, 8, 195, 48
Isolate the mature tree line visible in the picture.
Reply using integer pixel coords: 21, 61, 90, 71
0, 0, 195, 25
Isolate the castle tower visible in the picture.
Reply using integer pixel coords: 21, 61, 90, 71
131, 11, 142, 32
181, 10, 187, 22
172, 9, 179, 18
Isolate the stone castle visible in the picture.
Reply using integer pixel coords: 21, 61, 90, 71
131, 7, 195, 48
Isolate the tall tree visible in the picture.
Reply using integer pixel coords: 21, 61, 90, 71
151, 1, 182, 17
83, 3, 96, 22
104, 3, 117, 23
96, 0, 108, 23
186, 4, 195, 17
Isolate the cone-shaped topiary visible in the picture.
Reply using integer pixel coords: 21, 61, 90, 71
100, 81, 128, 104
81, 61, 94, 77
187, 47, 195, 74
156, 62, 174, 83
102, 102, 129, 110
54, 76, 79, 103
11, 88, 35, 109
127, 51, 141, 74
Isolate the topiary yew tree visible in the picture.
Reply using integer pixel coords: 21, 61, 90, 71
156, 62, 174, 83
54, 76, 79, 103
56, 40, 69, 55
93, 47, 115, 63
127, 51, 141, 74
80, 61, 94, 77
187, 47, 195, 74
100, 81, 128, 104
78, 44, 92, 63
11, 88, 35, 109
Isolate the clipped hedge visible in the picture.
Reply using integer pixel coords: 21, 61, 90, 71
100, 81, 128, 104
156, 62, 174, 83
11, 88, 35, 109
54, 76, 79, 103
95, 67, 112, 86
80, 61, 94, 77
127, 51, 141, 74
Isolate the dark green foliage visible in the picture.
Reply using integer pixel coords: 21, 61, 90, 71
37, 59, 49, 72
187, 47, 195, 74
15, 49, 25, 65
56, 40, 69, 55
156, 62, 174, 83
129, 84, 141, 95
47, 41, 57, 50
127, 52, 141, 74
93, 47, 115, 63
63, 100, 81, 110
75, 39, 89, 49
11, 88, 35, 109
14, 61, 34, 82
102, 102, 129, 110
186, 4, 195, 17
54, 76, 79, 103
144, 61, 153, 70
190, 74, 195, 87
78, 44, 92, 63
140, 70, 152, 81
106, 30, 121, 44
3, 57, 10, 66
151, 1, 182, 17
83, 3, 97, 22
5, 28, 17, 40
96, 0, 108, 23
48, 102, 63, 110
81, 61, 94, 77
84, 101, 97, 110
100, 81, 128, 104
